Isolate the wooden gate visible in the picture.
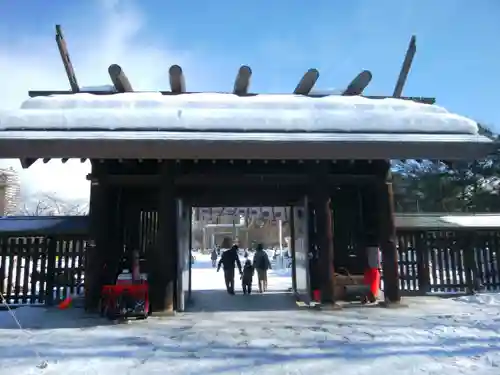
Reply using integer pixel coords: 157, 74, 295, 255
395, 230, 500, 295
0, 235, 86, 305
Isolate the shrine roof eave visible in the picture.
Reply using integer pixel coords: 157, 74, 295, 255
0, 131, 494, 161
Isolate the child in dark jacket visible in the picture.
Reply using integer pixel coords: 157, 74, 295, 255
241, 259, 255, 295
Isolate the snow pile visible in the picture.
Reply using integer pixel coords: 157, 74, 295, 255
0, 93, 478, 134
441, 215, 500, 228
80, 85, 116, 92
454, 292, 500, 306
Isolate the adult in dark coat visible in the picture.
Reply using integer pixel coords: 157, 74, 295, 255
217, 245, 243, 294
211, 248, 218, 267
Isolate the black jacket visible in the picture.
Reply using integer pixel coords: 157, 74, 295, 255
242, 263, 255, 284
253, 250, 271, 271
217, 246, 242, 273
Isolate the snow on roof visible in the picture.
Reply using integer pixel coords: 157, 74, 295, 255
0, 93, 479, 134
396, 213, 500, 229
0, 216, 88, 235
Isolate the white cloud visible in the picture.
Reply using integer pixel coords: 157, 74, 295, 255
0, 0, 199, 203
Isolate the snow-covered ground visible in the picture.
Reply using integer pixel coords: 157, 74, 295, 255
1, 252, 500, 374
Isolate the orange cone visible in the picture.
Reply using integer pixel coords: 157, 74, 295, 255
57, 296, 72, 309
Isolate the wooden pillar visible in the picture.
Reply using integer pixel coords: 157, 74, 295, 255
149, 161, 177, 315
289, 206, 297, 292
188, 206, 193, 301
85, 162, 122, 311
124, 201, 141, 257
306, 203, 318, 293
85, 173, 109, 311
377, 177, 401, 304
310, 164, 335, 304
102, 187, 123, 285
462, 232, 478, 295
45, 237, 57, 306
415, 231, 431, 293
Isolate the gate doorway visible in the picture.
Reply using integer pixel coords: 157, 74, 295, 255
178, 204, 310, 313
79, 159, 417, 315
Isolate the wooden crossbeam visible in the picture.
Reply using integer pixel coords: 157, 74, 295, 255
233, 66, 252, 95
393, 35, 416, 98
20, 158, 37, 169
294, 69, 319, 95
169, 65, 186, 93
343, 70, 372, 96
108, 64, 133, 92
27, 89, 434, 103
55, 25, 80, 93
27, 89, 435, 104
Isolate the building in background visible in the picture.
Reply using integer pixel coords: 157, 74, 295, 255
192, 207, 290, 249
0, 168, 21, 216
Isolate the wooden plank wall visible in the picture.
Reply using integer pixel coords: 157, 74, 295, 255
395, 230, 500, 296
0, 235, 86, 305
1, 228, 500, 305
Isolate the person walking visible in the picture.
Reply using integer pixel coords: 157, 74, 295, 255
217, 244, 243, 294
211, 248, 218, 267
253, 244, 272, 293
241, 259, 255, 295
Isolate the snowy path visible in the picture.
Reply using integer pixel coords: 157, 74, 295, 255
1, 253, 500, 374
191, 252, 293, 293
189, 253, 295, 312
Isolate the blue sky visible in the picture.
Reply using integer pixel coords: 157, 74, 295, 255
1, 0, 500, 129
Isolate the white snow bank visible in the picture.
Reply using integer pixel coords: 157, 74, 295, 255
0, 93, 478, 134
441, 215, 500, 228
454, 292, 500, 306
80, 85, 116, 92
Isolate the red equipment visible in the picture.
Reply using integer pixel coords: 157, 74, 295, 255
100, 250, 149, 320
100, 281, 149, 320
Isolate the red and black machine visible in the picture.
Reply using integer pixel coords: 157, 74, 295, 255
99, 250, 150, 320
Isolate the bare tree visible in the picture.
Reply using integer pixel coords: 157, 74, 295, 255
19, 192, 88, 216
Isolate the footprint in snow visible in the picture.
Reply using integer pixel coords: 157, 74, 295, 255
239, 329, 248, 336
308, 326, 328, 333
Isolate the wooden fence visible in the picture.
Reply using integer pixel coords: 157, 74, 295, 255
396, 230, 500, 295
1, 229, 500, 306
0, 235, 87, 305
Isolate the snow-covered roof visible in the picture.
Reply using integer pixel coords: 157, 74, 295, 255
0, 93, 479, 134
0, 93, 494, 160
0, 216, 88, 235
396, 213, 500, 229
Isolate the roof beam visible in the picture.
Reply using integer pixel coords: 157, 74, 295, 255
393, 35, 416, 98
55, 25, 80, 93
20, 158, 37, 169
108, 64, 133, 92
26, 90, 435, 104
233, 65, 252, 95
364, 95, 434, 104
169, 65, 186, 93
294, 69, 319, 95
343, 70, 372, 96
